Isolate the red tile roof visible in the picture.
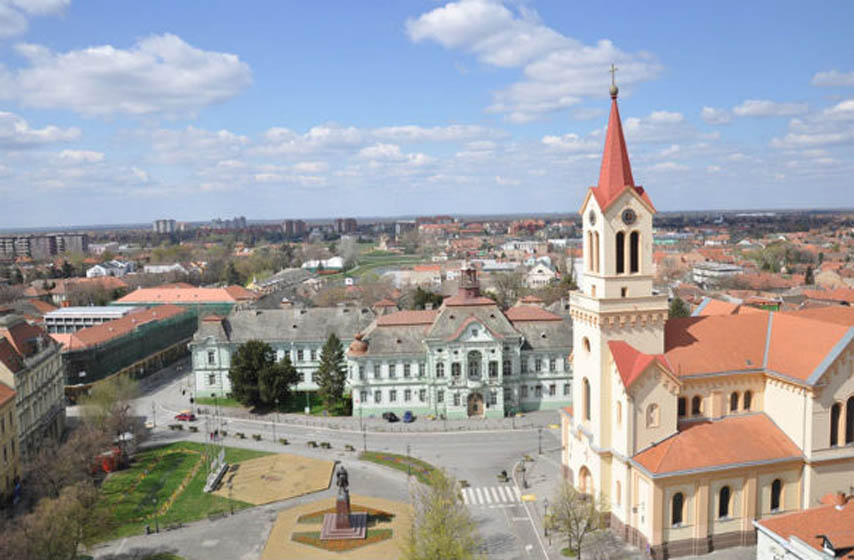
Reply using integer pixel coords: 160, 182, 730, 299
376, 310, 438, 326
373, 298, 398, 308
116, 286, 251, 305
756, 500, 854, 555
633, 414, 801, 476
0, 339, 23, 374
665, 315, 769, 376
54, 305, 188, 351
0, 382, 14, 407
28, 299, 58, 314
505, 306, 563, 322
803, 288, 854, 304
784, 306, 854, 327
443, 293, 496, 307
695, 298, 740, 316
608, 341, 672, 389
0, 317, 48, 358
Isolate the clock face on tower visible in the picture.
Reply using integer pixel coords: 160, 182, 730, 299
588, 210, 597, 226
622, 208, 637, 225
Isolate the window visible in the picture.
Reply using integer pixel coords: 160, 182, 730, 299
358, 365, 365, 380
646, 404, 660, 428
374, 364, 381, 378
208, 374, 216, 386
360, 390, 367, 403
489, 361, 498, 378
419, 389, 426, 402
207, 350, 216, 365
436, 363, 445, 378
630, 231, 640, 273
454, 393, 461, 406
743, 390, 752, 411
404, 364, 411, 378
521, 385, 528, 398
437, 390, 444, 403
678, 397, 686, 418
847, 397, 854, 444
730, 391, 739, 413
549, 384, 556, 396
310, 372, 315, 383
583, 378, 591, 421
374, 390, 382, 403
771, 479, 782, 512
472, 329, 478, 337
390, 390, 397, 402
616, 231, 625, 274
691, 396, 702, 416
535, 385, 542, 397
582, 337, 591, 353
718, 486, 731, 519
563, 383, 570, 396
593, 231, 600, 273
549, 358, 556, 372
521, 359, 528, 374
468, 351, 481, 378
535, 358, 542, 373
310, 349, 316, 361
389, 365, 396, 379
672, 493, 684, 526
297, 349, 304, 361
621, 287, 627, 298
418, 363, 425, 377
452, 363, 461, 378
503, 360, 511, 376
404, 389, 411, 402
300, 372, 305, 382
831, 402, 841, 446
490, 391, 497, 405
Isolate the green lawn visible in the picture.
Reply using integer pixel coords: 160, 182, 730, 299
358, 451, 437, 485
94, 442, 271, 541
196, 392, 346, 416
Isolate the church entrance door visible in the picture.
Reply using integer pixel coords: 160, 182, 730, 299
467, 393, 484, 417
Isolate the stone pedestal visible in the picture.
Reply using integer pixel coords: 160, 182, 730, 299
336, 491, 351, 529
320, 488, 366, 540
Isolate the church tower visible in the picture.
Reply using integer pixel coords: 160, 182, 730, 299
567, 69, 669, 496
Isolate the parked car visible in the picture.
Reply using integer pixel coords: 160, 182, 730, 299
382, 412, 399, 423
402, 411, 414, 423
174, 412, 196, 422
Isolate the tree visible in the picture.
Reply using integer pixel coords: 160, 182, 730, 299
411, 287, 444, 310
491, 271, 524, 309
337, 236, 359, 270
669, 297, 690, 318
61, 260, 75, 278
223, 261, 242, 285
229, 340, 274, 407
804, 265, 815, 285
258, 354, 300, 408
403, 468, 481, 560
315, 333, 347, 411
550, 480, 608, 558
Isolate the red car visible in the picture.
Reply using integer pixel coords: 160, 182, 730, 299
174, 412, 196, 422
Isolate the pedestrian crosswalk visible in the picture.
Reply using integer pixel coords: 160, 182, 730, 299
461, 485, 521, 507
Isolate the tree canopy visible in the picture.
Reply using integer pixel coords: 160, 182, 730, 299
229, 339, 299, 408
668, 296, 691, 318
315, 333, 347, 412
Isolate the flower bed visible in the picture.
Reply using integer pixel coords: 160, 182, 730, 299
358, 451, 436, 485
292, 529, 393, 552
297, 505, 393, 525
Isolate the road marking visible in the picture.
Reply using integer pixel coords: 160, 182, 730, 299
521, 494, 537, 502
500, 485, 513, 502
512, 486, 521, 500
483, 487, 493, 503
489, 487, 499, 503
462, 488, 471, 504
475, 487, 485, 504
512, 516, 528, 521
463, 486, 522, 506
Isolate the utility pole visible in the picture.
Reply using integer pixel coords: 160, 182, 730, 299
273, 398, 278, 442
151, 402, 156, 428
362, 425, 367, 453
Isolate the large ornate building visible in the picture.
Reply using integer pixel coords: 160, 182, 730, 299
191, 267, 573, 419
347, 266, 572, 419
560, 81, 854, 557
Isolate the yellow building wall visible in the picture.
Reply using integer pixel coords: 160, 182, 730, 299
0, 395, 19, 501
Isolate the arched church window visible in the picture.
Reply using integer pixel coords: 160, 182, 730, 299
672, 492, 684, 526
616, 231, 625, 274
771, 479, 782, 512
630, 231, 640, 273
593, 232, 600, 273
587, 231, 593, 272
616, 401, 622, 425
846, 397, 854, 444
582, 337, 591, 353
730, 392, 739, 413
691, 396, 702, 416
646, 404, 660, 428
718, 486, 731, 519
831, 402, 841, 446
583, 378, 591, 421
743, 390, 752, 411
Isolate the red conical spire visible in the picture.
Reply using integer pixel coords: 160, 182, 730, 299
597, 87, 635, 203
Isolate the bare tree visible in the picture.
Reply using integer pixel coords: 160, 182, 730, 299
491, 271, 524, 309
337, 236, 359, 269
549, 480, 609, 558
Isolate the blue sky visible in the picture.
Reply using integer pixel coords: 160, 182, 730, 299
0, 0, 852, 228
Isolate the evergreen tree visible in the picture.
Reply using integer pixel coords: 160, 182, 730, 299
804, 265, 815, 285
258, 354, 300, 408
315, 333, 347, 411
223, 261, 242, 285
229, 340, 272, 406
669, 296, 690, 318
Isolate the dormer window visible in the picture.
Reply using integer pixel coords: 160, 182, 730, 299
472, 329, 478, 337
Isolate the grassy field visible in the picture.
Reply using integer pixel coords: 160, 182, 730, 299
358, 451, 437, 485
195, 392, 333, 415
94, 442, 271, 541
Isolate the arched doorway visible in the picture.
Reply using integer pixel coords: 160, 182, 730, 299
467, 392, 484, 417
578, 466, 593, 495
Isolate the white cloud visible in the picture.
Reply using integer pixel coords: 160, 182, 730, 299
293, 161, 328, 173
3, 34, 251, 116
623, 110, 697, 143
59, 149, 104, 163
0, 111, 79, 148
732, 99, 808, 117
647, 161, 688, 172
406, 0, 661, 122
706, 165, 721, 173
373, 124, 499, 142
495, 175, 520, 185
144, 126, 249, 164
358, 142, 432, 166
541, 132, 598, 152
572, 107, 604, 121
812, 70, 854, 87
770, 98, 854, 148
660, 144, 680, 157
700, 106, 732, 125
0, 0, 68, 39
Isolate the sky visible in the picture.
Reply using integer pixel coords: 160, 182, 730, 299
0, 0, 852, 228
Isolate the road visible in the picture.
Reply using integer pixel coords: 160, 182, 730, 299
89, 359, 565, 560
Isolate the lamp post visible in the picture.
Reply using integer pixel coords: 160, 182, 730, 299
362, 425, 367, 453
228, 482, 234, 515
521, 461, 528, 489
273, 398, 278, 441
543, 497, 550, 539
538, 426, 543, 455
152, 496, 159, 533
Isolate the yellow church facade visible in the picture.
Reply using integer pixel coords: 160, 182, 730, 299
560, 81, 854, 558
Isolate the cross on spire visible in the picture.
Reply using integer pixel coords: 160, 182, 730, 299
609, 63, 619, 98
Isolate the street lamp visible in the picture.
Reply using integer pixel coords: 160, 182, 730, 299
152, 496, 159, 533
538, 426, 543, 455
521, 461, 527, 489
273, 398, 279, 441
543, 497, 550, 538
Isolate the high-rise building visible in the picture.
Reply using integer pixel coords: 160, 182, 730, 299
282, 219, 307, 238
153, 219, 177, 234
335, 218, 357, 234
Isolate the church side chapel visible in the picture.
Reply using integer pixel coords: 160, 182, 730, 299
560, 69, 854, 558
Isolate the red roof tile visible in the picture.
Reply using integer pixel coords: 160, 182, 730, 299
0, 339, 23, 374
756, 500, 854, 555
443, 293, 496, 307
376, 310, 438, 326
803, 288, 854, 304
505, 306, 563, 322
633, 414, 801, 476
665, 315, 769, 376
608, 341, 672, 389
116, 286, 250, 304
57, 305, 188, 351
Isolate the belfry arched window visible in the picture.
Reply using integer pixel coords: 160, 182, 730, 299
730, 392, 739, 413
629, 231, 640, 273
672, 492, 684, 526
582, 378, 591, 421
831, 402, 841, 446
771, 479, 782, 512
616, 232, 625, 274
718, 486, 731, 519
